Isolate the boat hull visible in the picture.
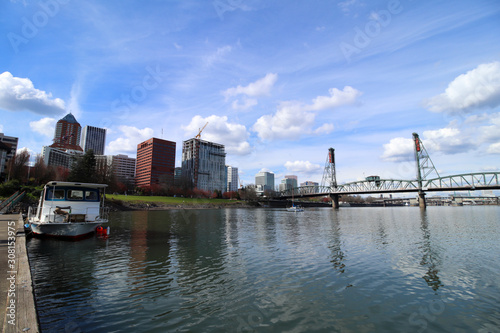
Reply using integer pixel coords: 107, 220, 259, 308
30, 221, 103, 239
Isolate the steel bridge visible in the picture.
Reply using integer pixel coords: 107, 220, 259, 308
279, 172, 500, 197
277, 133, 500, 208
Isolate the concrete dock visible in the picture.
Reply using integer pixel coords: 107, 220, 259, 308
0, 214, 39, 333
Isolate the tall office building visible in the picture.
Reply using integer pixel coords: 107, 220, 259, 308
81, 125, 106, 155
182, 138, 226, 192
50, 113, 83, 151
135, 138, 176, 190
255, 171, 275, 193
279, 175, 298, 192
0, 133, 18, 178
226, 166, 239, 192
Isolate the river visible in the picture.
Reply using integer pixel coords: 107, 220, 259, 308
27, 206, 500, 332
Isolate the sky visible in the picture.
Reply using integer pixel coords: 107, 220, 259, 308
1, 0, 500, 187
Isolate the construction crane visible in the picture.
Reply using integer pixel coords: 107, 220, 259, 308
195, 122, 208, 140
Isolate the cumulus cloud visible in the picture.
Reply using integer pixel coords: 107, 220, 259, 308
29, 118, 56, 137
422, 128, 476, 154
487, 142, 500, 154
182, 115, 251, 155
425, 61, 500, 114
314, 123, 334, 135
382, 127, 477, 162
107, 126, 154, 155
381, 137, 415, 162
478, 112, 500, 142
284, 160, 322, 173
224, 73, 278, 111
309, 86, 362, 111
224, 73, 278, 99
253, 86, 361, 141
0, 72, 65, 115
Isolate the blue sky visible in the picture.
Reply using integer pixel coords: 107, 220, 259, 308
1, 0, 500, 187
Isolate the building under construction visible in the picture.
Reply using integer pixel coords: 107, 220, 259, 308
182, 138, 226, 193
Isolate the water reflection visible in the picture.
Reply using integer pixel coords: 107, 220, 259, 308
328, 212, 345, 273
419, 210, 443, 292
27, 207, 500, 332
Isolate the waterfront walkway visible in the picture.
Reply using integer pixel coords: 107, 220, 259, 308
0, 214, 39, 333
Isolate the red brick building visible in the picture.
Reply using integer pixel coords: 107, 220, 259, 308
49, 113, 83, 151
135, 138, 176, 190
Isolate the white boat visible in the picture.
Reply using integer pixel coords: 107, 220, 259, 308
286, 205, 304, 212
27, 181, 109, 239
287, 188, 304, 212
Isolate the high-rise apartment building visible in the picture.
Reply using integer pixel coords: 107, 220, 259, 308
81, 125, 106, 155
42, 146, 83, 169
96, 154, 136, 186
226, 166, 239, 192
255, 171, 275, 193
135, 138, 176, 190
50, 113, 83, 151
182, 138, 226, 192
0, 133, 18, 178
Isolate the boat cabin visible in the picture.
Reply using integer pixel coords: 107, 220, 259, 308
34, 181, 108, 223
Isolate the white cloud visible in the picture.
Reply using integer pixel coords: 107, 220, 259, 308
0, 124, 3, 132
223, 73, 278, 99
224, 73, 278, 111
253, 101, 316, 141
284, 160, 322, 173
182, 115, 251, 155
314, 123, 334, 135
107, 126, 154, 155
309, 86, 362, 111
478, 112, 500, 142
0, 72, 66, 115
231, 97, 258, 111
204, 45, 232, 67
253, 86, 361, 141
29, 118, 56, 137
382, 127, 477, 162
425, 61, 500, 114
381, 137, 414, 162
487, 142, 500, 154
422, 127, 475, 154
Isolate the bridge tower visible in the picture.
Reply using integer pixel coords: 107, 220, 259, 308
413, 133, 440, 209
321, 148, 339, 209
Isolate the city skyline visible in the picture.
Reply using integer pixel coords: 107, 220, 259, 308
1, 1, 499, 186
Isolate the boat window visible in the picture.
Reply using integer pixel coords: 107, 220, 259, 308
85, 190, 98, 201
68, 190, 84, 200
46, 189, 65, 200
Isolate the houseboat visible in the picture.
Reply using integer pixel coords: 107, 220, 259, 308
27, 181, 109, 239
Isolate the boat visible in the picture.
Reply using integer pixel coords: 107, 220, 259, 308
27, 181, 109, 239
286, 205, 304, 212
287, 188, 304, 212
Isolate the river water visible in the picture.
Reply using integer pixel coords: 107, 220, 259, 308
27, 207, 500, 332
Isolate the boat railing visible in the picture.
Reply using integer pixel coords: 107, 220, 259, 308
43, 206, 107, 223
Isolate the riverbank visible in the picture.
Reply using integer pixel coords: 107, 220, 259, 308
106, 194, 258, 211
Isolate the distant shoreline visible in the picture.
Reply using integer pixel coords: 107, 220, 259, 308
106, 196, 257, 211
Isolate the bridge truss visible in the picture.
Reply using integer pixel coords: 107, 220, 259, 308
278, 172, 500, 198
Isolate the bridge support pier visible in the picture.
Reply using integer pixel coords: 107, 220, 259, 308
330, 194, 339, 209
418, 191, 426, 209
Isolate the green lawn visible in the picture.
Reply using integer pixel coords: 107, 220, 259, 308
106, 194, 240, 206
